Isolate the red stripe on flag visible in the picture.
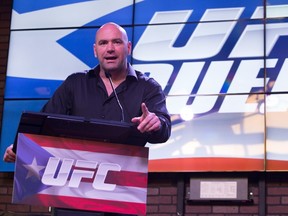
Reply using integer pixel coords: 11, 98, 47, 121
27, 194, 146, 215
68, 169, 147, 188
106, 170, 148, 188
23, 133, 148, 158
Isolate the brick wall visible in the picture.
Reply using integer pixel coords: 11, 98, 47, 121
2, 171, 288, 215
146, 172, 288, 216
1, 1, 288, 216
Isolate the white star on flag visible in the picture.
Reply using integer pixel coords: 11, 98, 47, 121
23, 157, 45, 180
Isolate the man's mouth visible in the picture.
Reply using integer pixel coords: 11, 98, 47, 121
105, 56, 117, 61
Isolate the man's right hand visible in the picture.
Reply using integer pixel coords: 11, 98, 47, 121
3, 144, 16, 162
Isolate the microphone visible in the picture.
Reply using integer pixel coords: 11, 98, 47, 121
105, 72, 125, 122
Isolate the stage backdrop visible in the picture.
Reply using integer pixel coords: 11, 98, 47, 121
1, 0, 288, 172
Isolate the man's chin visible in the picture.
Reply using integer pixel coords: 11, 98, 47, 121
103, 67, 118, 74
102, 62, 126, 73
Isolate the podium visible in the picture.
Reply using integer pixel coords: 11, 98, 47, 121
12, 112, 149, 216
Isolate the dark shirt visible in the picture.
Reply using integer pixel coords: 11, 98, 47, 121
41, 64, 171, 146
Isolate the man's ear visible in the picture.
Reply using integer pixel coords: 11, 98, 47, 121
93, 43, 97, 58
127, 41, 132, 55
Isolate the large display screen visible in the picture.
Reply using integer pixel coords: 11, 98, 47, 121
1, 0, 288, 172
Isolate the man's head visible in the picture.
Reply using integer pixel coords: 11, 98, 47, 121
94, 22, 132, 75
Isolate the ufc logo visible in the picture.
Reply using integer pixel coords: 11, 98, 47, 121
41, 157, 121, 191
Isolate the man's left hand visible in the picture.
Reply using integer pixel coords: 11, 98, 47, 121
131, 103, 161, 133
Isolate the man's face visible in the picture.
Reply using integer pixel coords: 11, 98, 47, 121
94, 24, 131, 74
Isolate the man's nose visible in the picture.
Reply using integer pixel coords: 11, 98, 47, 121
107, 42, 115, 51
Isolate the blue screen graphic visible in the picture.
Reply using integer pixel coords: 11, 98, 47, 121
1, 0, 288, 172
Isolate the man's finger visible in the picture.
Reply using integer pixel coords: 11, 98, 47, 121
131, 116, 141, 124
141, 103, 149, 117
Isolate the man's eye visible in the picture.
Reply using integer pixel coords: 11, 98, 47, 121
114, 40, 122, 44
99, 41, 107, 45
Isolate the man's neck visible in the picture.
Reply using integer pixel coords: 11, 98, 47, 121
100, 69, 127, 83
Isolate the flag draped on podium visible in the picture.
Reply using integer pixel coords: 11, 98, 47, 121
13, 133, 149, 215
